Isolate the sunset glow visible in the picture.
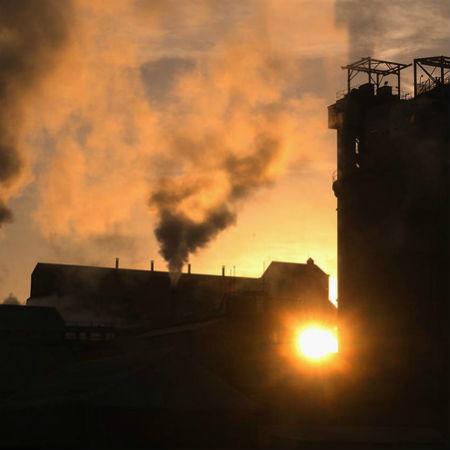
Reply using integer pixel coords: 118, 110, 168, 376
296, 325, 338, 361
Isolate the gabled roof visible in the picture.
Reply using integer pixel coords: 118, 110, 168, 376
263, 260, 328, 278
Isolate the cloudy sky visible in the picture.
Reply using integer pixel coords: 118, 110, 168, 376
0, 0, 448, 302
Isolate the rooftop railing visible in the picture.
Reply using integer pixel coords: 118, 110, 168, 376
416, 76, 450, 96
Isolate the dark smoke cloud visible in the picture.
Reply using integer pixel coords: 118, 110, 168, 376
151, 134, 281, 272
0, 201, 12, 225
0, 0, 73, 225
140, 57, 196, 104
154, 207, 236, 273
226, 135, 279, 200
335, 0, 381, 60
335, 0, 450, 61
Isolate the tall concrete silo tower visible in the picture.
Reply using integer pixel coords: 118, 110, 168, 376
329, 56, 450, 426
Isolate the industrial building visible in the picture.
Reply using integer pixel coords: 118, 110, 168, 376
1, 258, 336, 448
329, 56, 450, 426
27, 259, 334, 329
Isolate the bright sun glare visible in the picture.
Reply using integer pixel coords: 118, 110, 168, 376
296, 325, 338, 361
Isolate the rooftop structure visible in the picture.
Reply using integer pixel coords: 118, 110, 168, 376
414, 56, 450, 96
27, 260, 334, 328
342, 56, 411, 98
329, 55, 450, 428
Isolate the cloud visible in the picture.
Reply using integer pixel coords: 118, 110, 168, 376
23, 0, 344, 273
140, 57, 196, 103
0, 0, 73, 226
335, 0, 450, 61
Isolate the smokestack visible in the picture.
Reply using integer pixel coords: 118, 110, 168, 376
188, 263, 191, 274
222, 265, 225, 276
115, 257, 119, 269
150, 260, 154, 271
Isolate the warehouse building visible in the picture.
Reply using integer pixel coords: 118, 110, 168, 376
27, 259, 334, 328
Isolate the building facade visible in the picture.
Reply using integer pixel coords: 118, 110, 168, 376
27, 260, 334, 329
329, 56, 450, 425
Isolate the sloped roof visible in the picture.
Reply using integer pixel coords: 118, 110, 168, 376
31, 262, 258, 297
29, 263, 261, 322
263, 260, 328, 278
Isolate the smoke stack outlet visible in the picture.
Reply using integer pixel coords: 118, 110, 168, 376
151, 260, 154, 272
188, 263, 191, 274
115, 257, 119, 269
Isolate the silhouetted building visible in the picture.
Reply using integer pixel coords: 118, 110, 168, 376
263, 259, 328, 303
0, 304, 65, 342
329, 56, 450, 426
27, 260, 334, 328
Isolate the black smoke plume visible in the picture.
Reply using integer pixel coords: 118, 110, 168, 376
154, 207, 236, 273
0, 0, 72, 225
151, 133, 280, 273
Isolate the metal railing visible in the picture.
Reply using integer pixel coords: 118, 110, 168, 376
399, 90, 412, 100
336, 86, 412, 100
416, 76, 450, 96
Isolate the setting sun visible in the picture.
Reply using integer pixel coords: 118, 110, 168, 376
296, 325, 338, 361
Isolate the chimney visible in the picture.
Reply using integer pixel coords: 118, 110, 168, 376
222, 265, 225, 276
188, 263, 191, 274
150, 260, 154, 272
115, 257, 119, 269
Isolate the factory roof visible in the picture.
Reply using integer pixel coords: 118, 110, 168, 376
263, 260, 328, 277
28, 259, 331, 324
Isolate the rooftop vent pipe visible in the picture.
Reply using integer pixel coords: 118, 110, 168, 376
150, 260, 154, 272
115, 257, 119, 269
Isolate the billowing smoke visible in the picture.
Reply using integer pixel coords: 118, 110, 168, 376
153, 207, 236, 273
145, 23, 291, 274
334, 0, 381, 60
22, 0, 341, 278
0, 1, 73, 226
151, 133, 281, 272
335, 0, 450, 61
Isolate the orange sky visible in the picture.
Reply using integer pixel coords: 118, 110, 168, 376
0, 0, 448, 303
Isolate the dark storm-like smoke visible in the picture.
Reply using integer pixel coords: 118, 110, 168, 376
334, 0, 381, 60
154, 207, 236, 273
151, 134, 280, 273
0, 0, 72, 225
335, 0, 450, 61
